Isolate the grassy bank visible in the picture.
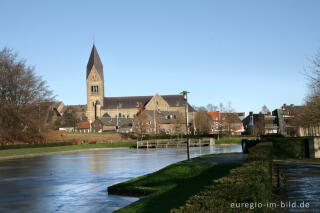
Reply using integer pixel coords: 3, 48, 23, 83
215, 137, 255, 144
173, 143, 274, 212
0, 142, 136, 158
108, 154, 243, 213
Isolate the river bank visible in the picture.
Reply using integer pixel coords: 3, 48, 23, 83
0, 138, 242, 160
108, 152, 246, 213
0, 142, 136, 160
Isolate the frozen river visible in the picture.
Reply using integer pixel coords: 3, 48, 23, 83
0, 145, 241, 213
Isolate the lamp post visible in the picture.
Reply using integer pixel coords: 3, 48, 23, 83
181, 91, 190, 160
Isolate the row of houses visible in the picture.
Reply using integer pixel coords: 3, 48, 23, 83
52, 101, 313, 137
60, 109, 187, 135
242, 104, 309, 137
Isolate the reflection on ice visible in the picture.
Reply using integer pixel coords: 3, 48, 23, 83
0, 145, 241, 213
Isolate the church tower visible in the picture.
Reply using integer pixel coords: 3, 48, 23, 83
86, 44, 104, 121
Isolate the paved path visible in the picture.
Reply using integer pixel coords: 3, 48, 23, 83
191, 152, 247, 164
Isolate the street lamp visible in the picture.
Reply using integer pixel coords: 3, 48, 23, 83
181, 91, 190, 160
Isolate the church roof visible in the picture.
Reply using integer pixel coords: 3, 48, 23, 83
100, 117, 134, 128
87, 44, 103, 79
102, 95, 195, 112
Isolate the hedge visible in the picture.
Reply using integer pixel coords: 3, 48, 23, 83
260, 136, 309, 159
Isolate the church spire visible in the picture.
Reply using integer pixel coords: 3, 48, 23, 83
86, 44, 103, 79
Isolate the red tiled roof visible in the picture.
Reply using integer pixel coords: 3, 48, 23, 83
77, 120, 90, 129
208, 112, 221, 121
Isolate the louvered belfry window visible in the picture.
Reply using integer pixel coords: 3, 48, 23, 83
91, 86, 99, 93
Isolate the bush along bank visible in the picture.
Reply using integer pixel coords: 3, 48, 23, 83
172, 143, 274, 213
260, 136, 309, 159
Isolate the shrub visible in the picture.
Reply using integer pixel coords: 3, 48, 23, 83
271, 137, 308, 159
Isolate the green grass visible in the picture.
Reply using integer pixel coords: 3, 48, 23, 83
215, 137, 254, 144
109, 156, 241, 213
173, 143, 274, 213
0, 142, 136, 157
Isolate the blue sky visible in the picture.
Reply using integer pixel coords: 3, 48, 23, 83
1, 0, 320, 113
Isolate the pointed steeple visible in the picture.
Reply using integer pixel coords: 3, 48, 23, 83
87, 44, 103, 79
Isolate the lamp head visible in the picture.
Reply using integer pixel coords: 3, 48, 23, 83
181, 91, 189, 101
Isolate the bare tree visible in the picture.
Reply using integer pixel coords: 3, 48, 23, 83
206, 104, 218, 112
54, 106, 77, 130
172, 112, 185, 135
0, 47, 54, 144
220, 102, 238, 136
260, 105, 270, 114
194, 109, 212, 135
297, 50, 320, 134
133, 104, 151, 138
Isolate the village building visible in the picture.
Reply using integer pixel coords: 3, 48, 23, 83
85, 44, 195, 132
242, 112, 278, 136
272, 104, 306, 136
207, 112, 244, 135
76, 120, 90, 133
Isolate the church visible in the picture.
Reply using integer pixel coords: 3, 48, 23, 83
86, 44, 195, 124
